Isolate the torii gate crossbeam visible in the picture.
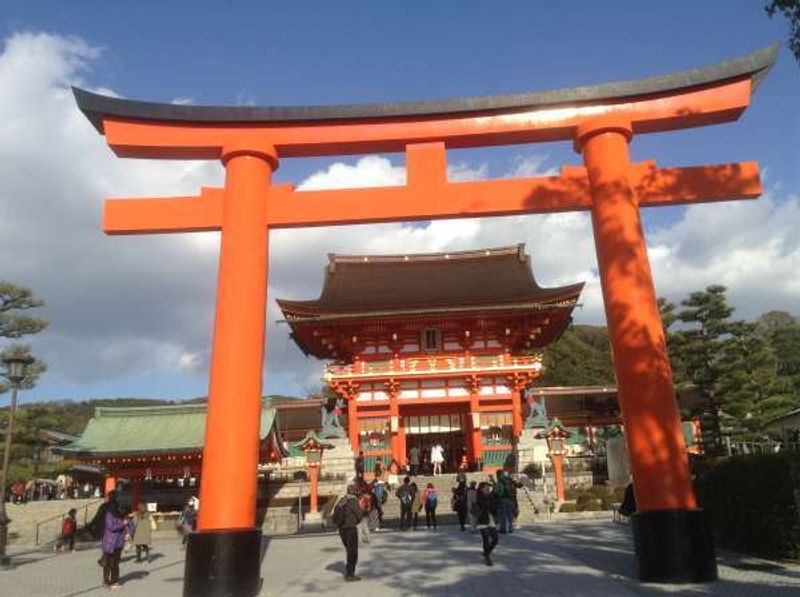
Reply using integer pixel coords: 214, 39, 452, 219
74, 45, 776, 595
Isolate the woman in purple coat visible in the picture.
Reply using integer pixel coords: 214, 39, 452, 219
100, 495, 127, 589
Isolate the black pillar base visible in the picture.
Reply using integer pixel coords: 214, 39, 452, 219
184, 528, 262, 597
632, 509, 717, 583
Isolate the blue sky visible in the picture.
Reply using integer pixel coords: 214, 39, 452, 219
1, 1, 798, 403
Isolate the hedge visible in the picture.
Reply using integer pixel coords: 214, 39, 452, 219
695, 452, 800, 559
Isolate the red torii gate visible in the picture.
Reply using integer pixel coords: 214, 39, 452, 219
74, 45, 776, 594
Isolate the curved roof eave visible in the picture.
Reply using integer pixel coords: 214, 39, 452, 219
276, 281, 585, 318
73, 45, 778, 134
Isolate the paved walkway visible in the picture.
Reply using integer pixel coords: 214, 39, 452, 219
1, 520, 799, 596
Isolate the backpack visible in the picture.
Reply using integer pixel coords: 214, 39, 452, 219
426, 491, 438, 509
62, 517, 75, 536
398, 487, 412, 507
332, 498, 348, 528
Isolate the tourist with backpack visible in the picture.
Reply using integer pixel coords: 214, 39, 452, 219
395, 477, 414, 531
56, 508, 77, 553
422, 482, 439, 530
476, 482, 499, 566
332, 483, 364, 582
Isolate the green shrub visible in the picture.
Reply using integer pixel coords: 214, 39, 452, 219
587, 485, 610, 499
564, 487, 581, 500
522, 463, 543, 479
695, 452, 800, 559
575, 494, 602, 511
559, 502, 577, 513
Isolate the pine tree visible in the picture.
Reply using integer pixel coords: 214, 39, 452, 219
716, 321, 785, 436
756, 311, 800, 420
671, 285, 734, 454
0, 281, 48, 393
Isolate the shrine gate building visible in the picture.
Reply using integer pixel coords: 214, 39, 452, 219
278, 244, 583, 471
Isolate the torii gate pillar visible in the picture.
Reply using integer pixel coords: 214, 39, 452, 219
578, 119, 715, 581
183, 144, 278, 596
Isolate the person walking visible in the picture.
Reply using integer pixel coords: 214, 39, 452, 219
466, 481, 478, 533
423, 483, 438, 530
452, 481, 468, 531
495, 471, 514, 533
476, 482, 499, 566
179, 499, 197, 547
333, 483, 364, 582
410, 482, 422, 530
100, 494, 127, 588
372, 480, 386, 530
395, 477, 414, 531
56, 508, 77, 553
456, 462, 468, 485
357, 485, 373, 544
431, 444, 444, 476
409, 446, 420, 477
132, 503, 153, 563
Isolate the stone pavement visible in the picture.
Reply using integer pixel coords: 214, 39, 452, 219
1, 520, 799, 596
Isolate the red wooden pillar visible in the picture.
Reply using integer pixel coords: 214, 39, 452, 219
467, 376, 483, 465
197, 143, 277, 532
551, 454, 566, 502
186, 143, 277, 596
577, 118, 694, 512
348, 400, 360, 454
577, 118, 715, 582
308, 464, 320, 514
511, 389, 523, 438
388, 382, 402, 463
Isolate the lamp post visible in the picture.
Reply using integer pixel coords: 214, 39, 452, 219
536, 418, 571, 503
0, 354, 34, 566
296, 433, 332, 520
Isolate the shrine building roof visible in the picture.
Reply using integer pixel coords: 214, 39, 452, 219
277, 244, 583, 320
57, 400, 279, 458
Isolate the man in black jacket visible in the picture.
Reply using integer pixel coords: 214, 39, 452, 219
334, 484, 364, 581
395, 477, 414, 531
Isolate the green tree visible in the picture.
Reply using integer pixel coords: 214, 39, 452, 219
766, 0, 800, 63
537, 325, 616, 386
716, 321, 787, 435
670, 285, 734, 453
0, 281, 48, 393
755, 310, 800, 422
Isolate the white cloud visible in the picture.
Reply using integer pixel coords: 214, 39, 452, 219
1, 31, 797, 401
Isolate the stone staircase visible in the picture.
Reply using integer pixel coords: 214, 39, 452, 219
260, 439, 355, 535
